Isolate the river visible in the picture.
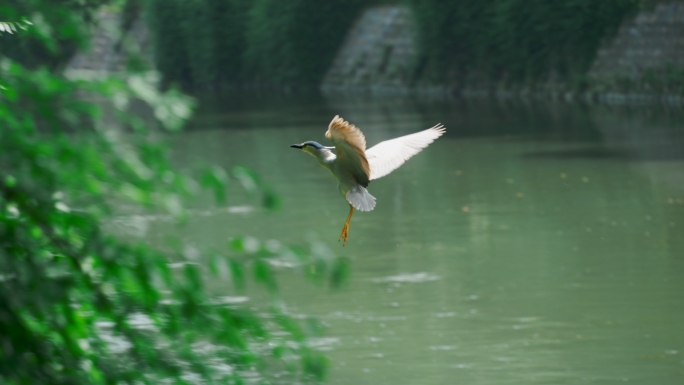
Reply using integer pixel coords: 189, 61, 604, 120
147, 94, 684, 384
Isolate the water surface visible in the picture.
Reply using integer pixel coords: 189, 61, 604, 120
158, 95, 684, 384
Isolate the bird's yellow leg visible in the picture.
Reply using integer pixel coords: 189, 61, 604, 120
338, 204, 355, 246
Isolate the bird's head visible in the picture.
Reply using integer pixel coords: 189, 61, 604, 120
290, 141, 332, 157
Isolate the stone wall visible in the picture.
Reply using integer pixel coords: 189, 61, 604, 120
589, 2, 684, 79
67, 10, 151, 73
73, 3, 684, 97
321, 6, 417, 94
322, 2, 684, 97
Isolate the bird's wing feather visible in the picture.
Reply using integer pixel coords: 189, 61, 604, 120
325, 115, 371, 186
366, 124, 446, 180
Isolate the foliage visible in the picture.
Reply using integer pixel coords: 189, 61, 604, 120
0, 1, 347, 384
0, 18, 32, 34
145, 0, 192, 88
0, 0, 110, 70
146, 0, 251, 90
407, 0, 641, 85
242, 0, 364, 86
146, 0, 364, 89
145, 0, 645, 89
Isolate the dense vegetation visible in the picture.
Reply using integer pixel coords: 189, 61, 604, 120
146, 0, 364, 90
146, 0, 643, 90
0, 0, 110, 70
408, 0, 642, 86
1, 1, 345, 383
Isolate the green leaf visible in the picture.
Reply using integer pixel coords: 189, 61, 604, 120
262, 188, 281, 211
229, 259, 245, 291
330, 256, 351, 289
232, 166, 259, 194
4, 175, 17, 187
200, 166, 229, 205
253, 259, 276, 292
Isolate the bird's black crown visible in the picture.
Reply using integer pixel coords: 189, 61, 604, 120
290, 141, 326, 150
303, 141, 325, 149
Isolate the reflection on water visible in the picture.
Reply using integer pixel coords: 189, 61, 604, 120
153, 95, 683, 384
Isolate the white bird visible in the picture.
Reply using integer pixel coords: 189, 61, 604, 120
290, 115, 445, 245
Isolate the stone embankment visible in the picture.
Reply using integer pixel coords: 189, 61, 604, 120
322, 2, 684, 102
67, 10, 151, 74
71, 3, 684, 102
590, 2, 684, 80
321, 6, 416, 94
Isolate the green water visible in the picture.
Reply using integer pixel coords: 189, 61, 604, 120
160, 96, 684, 384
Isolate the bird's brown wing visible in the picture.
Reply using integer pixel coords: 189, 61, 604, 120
325, 115, 371, 187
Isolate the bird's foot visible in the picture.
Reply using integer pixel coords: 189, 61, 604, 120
338, 203, 354, 246
338, 223, 349, 246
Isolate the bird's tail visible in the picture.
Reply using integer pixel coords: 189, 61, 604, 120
346, 186, 376, 212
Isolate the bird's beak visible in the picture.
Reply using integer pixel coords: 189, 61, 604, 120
290, 144, 304, 149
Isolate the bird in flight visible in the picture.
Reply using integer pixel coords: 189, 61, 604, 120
291, 116, 446, 245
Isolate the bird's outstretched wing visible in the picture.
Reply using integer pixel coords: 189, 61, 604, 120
366, 124, 446, 180
326, 115, 371, 186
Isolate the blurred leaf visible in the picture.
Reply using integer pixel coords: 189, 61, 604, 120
330, 256, 350, 289
252, 259, 276, 292
4, 175, 17, 187
0, 2, 346, 383
262, 187, 281, 211
183, 263, 202, 292
301, 351, 328, 381
232, 166, 258, 194
200, 166, 229, 205
229, 237, 245, 253
229, 259, 245, 292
